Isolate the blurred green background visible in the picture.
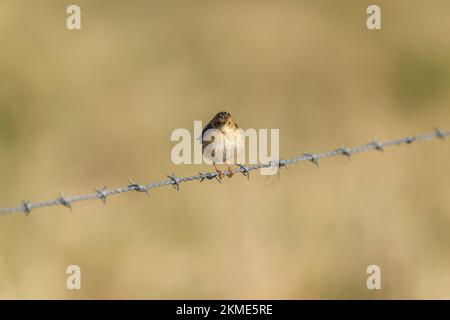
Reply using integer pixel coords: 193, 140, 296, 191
0, 0, 449, 299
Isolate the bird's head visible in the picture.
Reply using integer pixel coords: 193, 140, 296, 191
212, 111, 238, 130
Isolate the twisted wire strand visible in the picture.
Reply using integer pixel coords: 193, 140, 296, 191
0, 128, 448, 217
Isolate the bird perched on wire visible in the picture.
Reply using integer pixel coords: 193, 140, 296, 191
201, 111, 243, 179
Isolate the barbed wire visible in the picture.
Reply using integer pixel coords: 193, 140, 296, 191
0, 128, 448, 217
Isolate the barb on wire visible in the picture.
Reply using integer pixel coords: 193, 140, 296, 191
303, 153, 320, 167
0, 128, 448, 217
237, 164, 250, 179
198, 172, 221, 183
95, 187, 108, 204
336, 146, 352, 159
166, 173, 180, 191
371, 140, 384, 152
277, 159, 288, 169
434, 127, 446, 140
58, 192, 72, 211
22, 201, 32, 217
128, 180, 151, 197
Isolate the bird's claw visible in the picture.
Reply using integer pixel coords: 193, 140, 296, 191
215, 169, 225, 180
225, 164, 234, 178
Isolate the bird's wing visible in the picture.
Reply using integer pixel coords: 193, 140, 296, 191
199, 121, 214, 142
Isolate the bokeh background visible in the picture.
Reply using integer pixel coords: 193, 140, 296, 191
0, 0, 449, 299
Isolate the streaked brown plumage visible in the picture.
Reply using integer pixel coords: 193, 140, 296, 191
201, 111, 242, 178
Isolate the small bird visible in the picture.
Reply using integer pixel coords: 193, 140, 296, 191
201, 111, 243, 179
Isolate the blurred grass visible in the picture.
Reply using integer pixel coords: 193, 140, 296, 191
0, 0, 450, 299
